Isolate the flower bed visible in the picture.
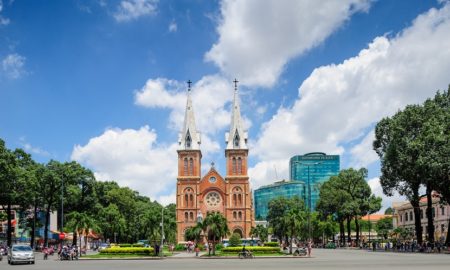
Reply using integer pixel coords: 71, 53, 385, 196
221, 246, 280, 254
99, 247, 154, 255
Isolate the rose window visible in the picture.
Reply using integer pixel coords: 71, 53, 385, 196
205, 192, 221, 207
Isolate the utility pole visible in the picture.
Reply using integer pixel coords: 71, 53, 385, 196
160, 207, 164, 257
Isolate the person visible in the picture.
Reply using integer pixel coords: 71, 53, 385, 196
155, 244, 160, 256
43, 247, 48, 260
307, 239, 312, 257
195, 245, 200, 257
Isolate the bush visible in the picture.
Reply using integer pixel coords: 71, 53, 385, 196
117, 243, 144, 248
175, 244, 185, 251
229, 233, 242, 247
215, 243, 224, 251
99, 247, 154, 255
221, 246, 280, 254
264, 242, 280, 247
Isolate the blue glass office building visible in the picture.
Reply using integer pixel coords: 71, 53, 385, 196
254, 180, 306, 220
290, 152, 340, 211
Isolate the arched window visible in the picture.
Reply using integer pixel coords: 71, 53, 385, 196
184, 212, 188, 222
185, 194, 188, 206
233, 194, 237, 206
238, 211, 242, 220
233, 211, 237, 220
233, 130, 240, 148
238, 194, 242, 206
232, 158, 236, 174
183, 158, 188, 175
405, 213, 408, 222
410, 211, 413, 221
189, 158, 194, 175
185, 130, 192, 149
190, 212, 194, 221
237, 157, 242, 174
190, 194, 194, 207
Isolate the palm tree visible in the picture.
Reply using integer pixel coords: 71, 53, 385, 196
201, 212, 229, 255
66, 212, 99, 256
185, 223, 203, 246
284, 207, 306, 254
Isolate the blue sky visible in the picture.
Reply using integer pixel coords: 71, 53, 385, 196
1, 0, 449, 209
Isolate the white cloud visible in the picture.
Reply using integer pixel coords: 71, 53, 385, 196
250, 3, 450, 188
350, 129, 379, 168
168, 20, 177, 32
158, 192, 176, 206
71, 126, 177, 200
205, 0, 371, 87
368, 177, 404, 213
134, 74, 247, 138
114, 0, 158, 22
248, 159, 288, 190
19, 137, 50, 157
0, 0, 10, 25
2, 53, 26, 79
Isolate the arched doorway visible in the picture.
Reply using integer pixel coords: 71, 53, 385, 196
233, 228, 243, 238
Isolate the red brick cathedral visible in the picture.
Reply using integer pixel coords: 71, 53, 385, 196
176, 80, 254, 243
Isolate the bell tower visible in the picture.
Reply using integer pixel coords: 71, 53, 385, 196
176, 80, 202, 242
225, 79, 253, 238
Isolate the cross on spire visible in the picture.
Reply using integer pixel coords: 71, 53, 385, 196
187, 80, 192, 91
233, 78, 239, 91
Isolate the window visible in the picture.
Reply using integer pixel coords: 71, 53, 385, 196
190, 194, 194, 207
441, 206, 445, 216
184, 212, 188, 222
410, 211, 413, 221
184, 158, 188, 175
189, 158, 194, 175
400, 214, 402, 222
205, 192, 221, 208
442, 224, 445, 233
185, 130, 192, 149
232, 158, 236, 174
420, 209, 423, 219
238, 211, 242, 220
405, 213, 408, 222
238, 194, 242, 206
190, 212, 194, 221
233, 211, 237, 220
209, 176, 216, 183
233, 194, 237, 206
233, 131, 240, 148
237, 157, 242, 174
185, 194, 188, 206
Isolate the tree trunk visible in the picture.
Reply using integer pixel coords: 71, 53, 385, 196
212, 236, 216, 255
7, 201, 12, 247
30, 201, 37, 248
445, 218, 450, 246
346, 217, 352, 244
411, 198, 423, 245
44, 206, 51, 248
339, 219, 345, 246
355, 216, 360, 246
79, 232, 82, 257
425, 185, 435, 242
289, 235, 293, 254
73, 230, 78, 247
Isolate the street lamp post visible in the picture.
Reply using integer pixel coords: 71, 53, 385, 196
160, 207, 164, 257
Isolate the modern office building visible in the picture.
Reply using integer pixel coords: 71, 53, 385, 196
254, 180, 306, 220
290, 152, 340, 211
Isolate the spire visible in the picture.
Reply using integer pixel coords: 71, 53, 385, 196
225, 79, 248, 150
178, 80, 201, 150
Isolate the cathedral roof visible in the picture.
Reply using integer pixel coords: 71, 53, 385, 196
178, 83, 201, 150
225, 80, 248, 150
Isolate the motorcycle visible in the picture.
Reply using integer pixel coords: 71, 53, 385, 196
59, 248, 71, 261
293, 247, 307, 256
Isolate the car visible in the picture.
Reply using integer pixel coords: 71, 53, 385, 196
98, 243, 110, 251
7, 244, 35, 265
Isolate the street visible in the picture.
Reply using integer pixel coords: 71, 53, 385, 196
1, 249, 449, 270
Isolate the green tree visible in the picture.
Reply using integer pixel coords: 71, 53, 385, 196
66, 211, 98, 256
375, 217, 393, 240
250, 224, 268, 243
384, 207, 393, 215
184, 223, 203, 245
228, 232, 242, 247
374, 98, 442, 244
284, 202, 306, 254
201, 212, 229, 255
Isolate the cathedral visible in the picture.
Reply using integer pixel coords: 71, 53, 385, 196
176, 80, 254, 243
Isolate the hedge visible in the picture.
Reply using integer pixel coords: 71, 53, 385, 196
99, 247, 154, 255
116, 243, 145, 248
264, 242, 280, 247
221, 246, 280, 253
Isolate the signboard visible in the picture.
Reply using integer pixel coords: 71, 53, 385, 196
59, 233, 65, 240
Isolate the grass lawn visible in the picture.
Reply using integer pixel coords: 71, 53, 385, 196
83, 254, 156, 259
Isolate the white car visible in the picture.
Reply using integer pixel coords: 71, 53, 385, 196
8, 244, 35, 265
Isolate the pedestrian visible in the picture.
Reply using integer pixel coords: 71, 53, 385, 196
195, 245, 199, 257
307, 239, 312, 257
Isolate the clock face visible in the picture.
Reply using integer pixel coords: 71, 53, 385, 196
209, 176, 216, 183
205, 192, 221, 208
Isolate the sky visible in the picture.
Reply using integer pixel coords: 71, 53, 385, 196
1, 0, 450, 210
